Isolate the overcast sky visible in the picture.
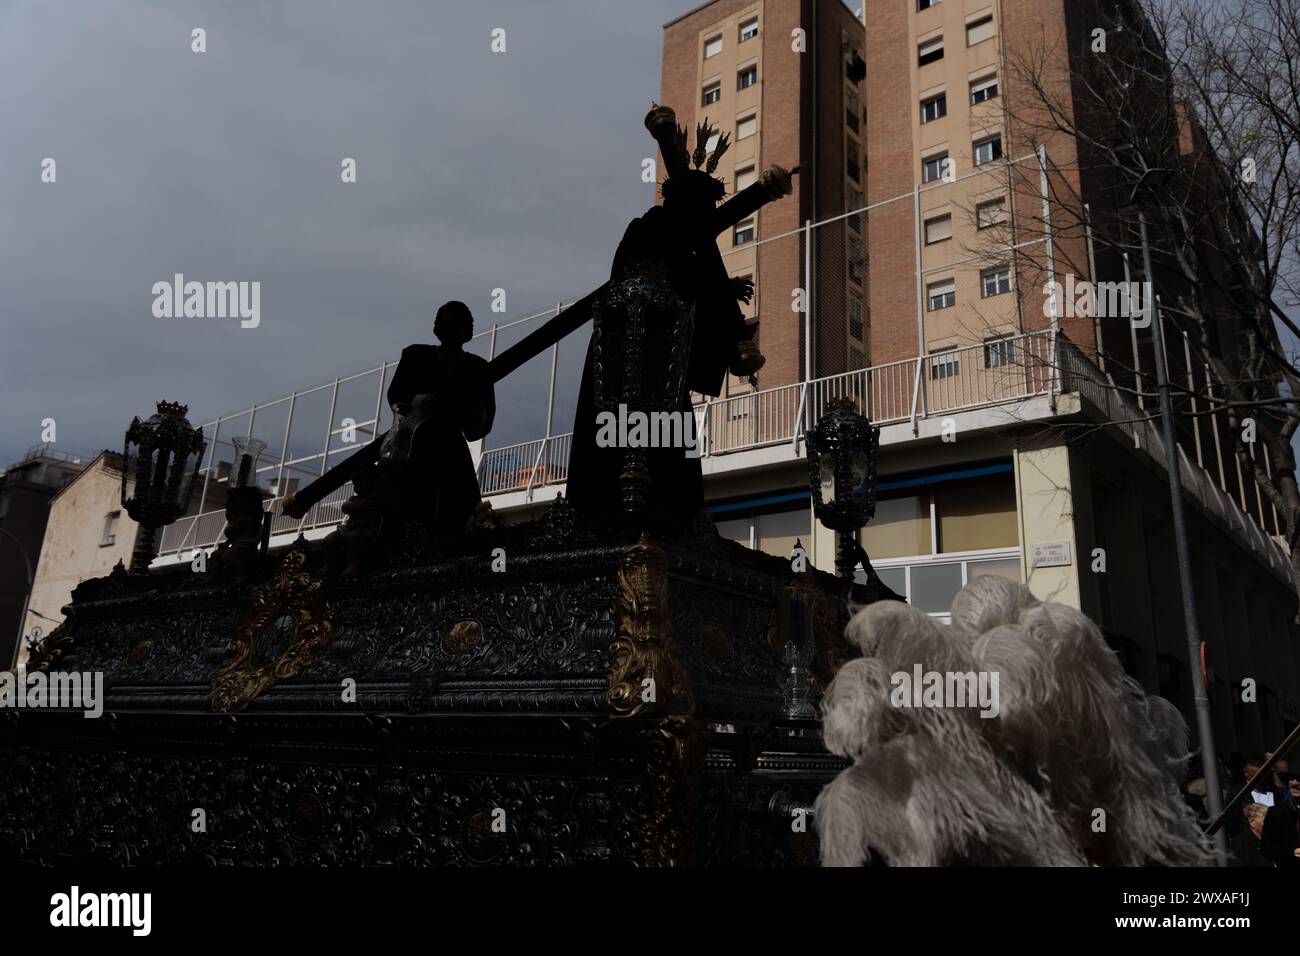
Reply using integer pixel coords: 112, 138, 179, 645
1, 0, 696, 468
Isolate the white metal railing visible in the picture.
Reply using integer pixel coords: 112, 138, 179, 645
156, 331, 1057, 558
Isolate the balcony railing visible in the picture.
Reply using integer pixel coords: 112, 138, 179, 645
154, 331, 1057, 559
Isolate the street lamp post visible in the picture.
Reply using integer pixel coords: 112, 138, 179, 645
121, 400, 207, 572
805, 396, 880, 580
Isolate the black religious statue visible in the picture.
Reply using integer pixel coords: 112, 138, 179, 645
383, 300, 495, 531
285, 301, 495, 553
564, 103, 794, 527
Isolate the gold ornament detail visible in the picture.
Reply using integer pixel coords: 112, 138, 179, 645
606, 534, 694, 718
127, 639, 154, 667
209, 550, 334, 713
24, 620, 74, 673
606, 535, 701, 867
640, 716, 701, 867
442, 619, 482, 655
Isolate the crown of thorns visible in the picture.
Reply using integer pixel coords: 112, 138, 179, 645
646, 102, 730, 177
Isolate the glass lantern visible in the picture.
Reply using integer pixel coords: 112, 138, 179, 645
121, 400, 207, 571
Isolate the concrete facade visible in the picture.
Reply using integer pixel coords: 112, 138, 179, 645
19, 452, 139, 670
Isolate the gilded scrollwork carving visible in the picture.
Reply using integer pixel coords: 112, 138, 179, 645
606, 534, 693, 718
640, 715, 701, 866
209, 550, 334, 713
441, 619, 482, 655
24, 620, 75, 673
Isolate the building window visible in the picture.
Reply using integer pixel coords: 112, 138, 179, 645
927, 279, 956, 311
970, 75, 999, 104
705, 35, 723, 58
966, 15, 995, 46
737, 113, 757, 139
706, 132, 721, 154
929, 347, 960, 379
984, 335, 1016, 367
922, 152, 949, 183
863, 470, 1024, 567
850, 347, 865, 370
920, 93, 947, 124
740, 17, 759, 42
734, 218, 755, 245
850, 296, 864, 339
976, 196, 1006, 228
100, 510, 120, 547
738, 65, 758, 90
848, 237, 865, 284
918, 0, 941, 9
973, 134, 1002, 165
735, 165, 757, 190
847, 140, 861, 181
846, 89, 860, 132
981, 266, 1012, 297
924, 213, 952, 244
846, 50, 866, 84
918, 37, 944, 66
703, 82, 721, 106
847, 188, 863, 232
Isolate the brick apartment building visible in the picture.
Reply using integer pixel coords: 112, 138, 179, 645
659, 0, 869, 390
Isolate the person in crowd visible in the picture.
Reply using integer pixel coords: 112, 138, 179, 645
1259, 779, 1300, 868
1243, 753, 1277, 807
1230, 803, 1275, 867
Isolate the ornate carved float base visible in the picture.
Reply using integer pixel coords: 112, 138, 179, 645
1, 504, 853, 866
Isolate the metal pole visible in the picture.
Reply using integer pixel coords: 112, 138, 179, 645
1205, 367, 1227, 492
912, 183, 926, 434
315, 379, 340, 530
276, 392, 296, 499
804, 220, 814, 383
0, 528, 33, 670
1181, 332, 1202, 469
321, 379, 340, 478
1038, 145, 1059, 411
1123, 251, 1145, 411
1083, 201, 1105, 374
545, 342, 559, 440
1140, 213, 1226, 857
792, 382, 809, 450
184, 416, 221, 557
368, 361, 389, 452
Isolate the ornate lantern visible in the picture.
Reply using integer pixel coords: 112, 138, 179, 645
805, 395, 879, 580
121, 400, 206, 571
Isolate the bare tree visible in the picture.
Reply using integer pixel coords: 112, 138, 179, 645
977, 0, 1300, 612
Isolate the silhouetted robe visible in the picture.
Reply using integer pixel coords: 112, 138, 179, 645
566, 179, 782, 525
384, 344, 495, 533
